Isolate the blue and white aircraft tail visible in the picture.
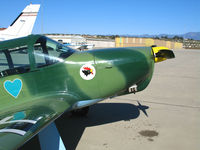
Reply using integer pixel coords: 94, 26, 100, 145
0, 4, 40, 41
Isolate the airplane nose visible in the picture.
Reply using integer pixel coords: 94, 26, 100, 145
92, 47, 154, 97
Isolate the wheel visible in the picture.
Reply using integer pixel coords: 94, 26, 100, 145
71, 106, 89, 117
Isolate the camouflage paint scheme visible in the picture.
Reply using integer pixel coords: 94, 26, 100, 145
0, 35, 174, 150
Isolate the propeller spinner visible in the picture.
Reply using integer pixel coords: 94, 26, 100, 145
152, 46, 175, 63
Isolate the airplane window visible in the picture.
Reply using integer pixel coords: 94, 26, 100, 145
46, 38, 74, 60
46, 39, 62, 63
34, 43, 47, 68
0, 46, 30, 77
0, 51, 9, 76
10, 46, 29, 68
33, 37, 75, 68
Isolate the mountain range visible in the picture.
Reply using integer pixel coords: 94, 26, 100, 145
132, 32, 200, 40
181, 32, 200, 40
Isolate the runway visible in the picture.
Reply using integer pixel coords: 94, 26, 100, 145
20, 49, 200, 150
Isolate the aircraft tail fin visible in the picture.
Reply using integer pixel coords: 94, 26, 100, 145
0, 4, 40, 40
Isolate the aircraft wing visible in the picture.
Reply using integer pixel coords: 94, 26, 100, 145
0, 94, 76, 150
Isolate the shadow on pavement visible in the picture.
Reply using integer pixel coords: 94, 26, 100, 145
20, 102, 149, 150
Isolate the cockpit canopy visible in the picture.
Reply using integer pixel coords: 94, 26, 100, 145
0, 35, 75, 77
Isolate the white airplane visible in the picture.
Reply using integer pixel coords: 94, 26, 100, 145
66, 42, 94, 50
0, 4, 40, 41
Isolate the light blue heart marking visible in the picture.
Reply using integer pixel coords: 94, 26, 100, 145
4, 79, 23, 98
13, 112, 26, 120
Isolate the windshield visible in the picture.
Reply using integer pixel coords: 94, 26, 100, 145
0, 35, 75, 77
34, 37, 75, 68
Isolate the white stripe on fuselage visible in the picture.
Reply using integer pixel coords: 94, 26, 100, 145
0, 129, 26, 136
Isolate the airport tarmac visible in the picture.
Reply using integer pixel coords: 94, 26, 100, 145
20, 49, 200, 150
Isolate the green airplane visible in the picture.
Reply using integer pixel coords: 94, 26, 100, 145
0, 35, 175, 150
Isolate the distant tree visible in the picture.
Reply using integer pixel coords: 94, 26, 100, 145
161, 36, 168, 39
188, 38, 194, 40
96, 35, 101, 38
172, 36, 184, 42
173, 36, 183, 40
110, 35, 120, 39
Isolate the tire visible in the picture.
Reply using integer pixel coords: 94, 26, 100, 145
71, 106, 89, 117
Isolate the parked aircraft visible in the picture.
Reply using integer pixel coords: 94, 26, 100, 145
0, 4, 40, 41
71, 43, 94, 50
65, 42, 94, 50
0, 35, 175, 150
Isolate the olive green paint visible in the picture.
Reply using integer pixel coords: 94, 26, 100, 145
0, 35, 171, 150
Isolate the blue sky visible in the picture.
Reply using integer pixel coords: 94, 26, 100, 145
0, 0, 199, 35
